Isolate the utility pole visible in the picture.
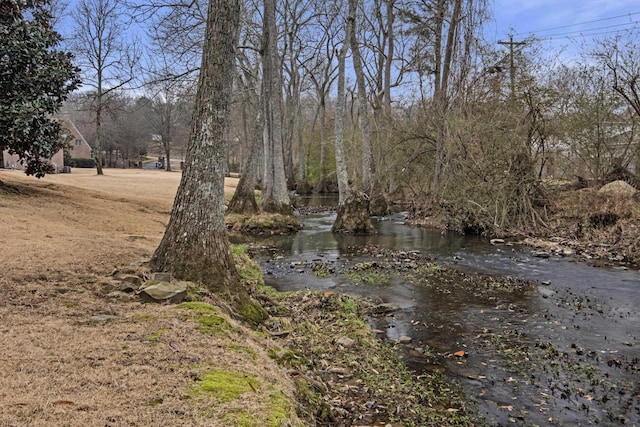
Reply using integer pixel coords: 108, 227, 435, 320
498, 36, 526, 101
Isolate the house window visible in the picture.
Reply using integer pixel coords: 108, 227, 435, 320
75, 139, 82, 146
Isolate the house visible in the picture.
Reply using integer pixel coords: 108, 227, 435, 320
539, 120, 640, 180
2, 116, 92, 172
62, 116, 92, 160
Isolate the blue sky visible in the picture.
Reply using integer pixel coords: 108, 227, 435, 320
490, 0, 639, 54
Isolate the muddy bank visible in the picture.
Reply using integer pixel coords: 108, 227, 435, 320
404, 181, 640, 270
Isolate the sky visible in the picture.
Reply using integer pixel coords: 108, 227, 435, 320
490, 0, 639, 58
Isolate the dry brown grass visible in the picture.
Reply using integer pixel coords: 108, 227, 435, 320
0, 168, 301, 427
535, 184, 640, 265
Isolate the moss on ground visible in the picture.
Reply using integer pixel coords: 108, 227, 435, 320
177, 301, 232, 335
232, 244, 265, 287
193, 370, 260, 402
238, 300, 269, 326
147, 327, 168, 341
226, 212, 300, 235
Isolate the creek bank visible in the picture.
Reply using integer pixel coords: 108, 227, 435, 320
109, 251, 482, 426
404, 181, 640, 270
256, 288, 479, 426
250, 240, 640, 426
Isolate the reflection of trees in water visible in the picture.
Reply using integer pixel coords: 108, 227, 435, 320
234, 212, 484, 260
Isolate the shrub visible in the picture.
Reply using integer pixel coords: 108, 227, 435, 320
68, 158, 95, 168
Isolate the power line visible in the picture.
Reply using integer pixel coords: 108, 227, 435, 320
540, 27, 638, 43
524, 10, 640, 34
540, 20, 640, 38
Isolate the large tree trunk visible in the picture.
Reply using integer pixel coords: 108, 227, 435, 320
349, 0, 388, 215
150, 0, 242, 295
432, 0, 462, 198
261, 0, 292, 214
334, 36, 351, 206
314, 92, 329, 193
332, 8, 374, 234
163, 142, 172, 171
228, 105, 262, 214
348, 0, 373, 191
94, 100, 104, 175
283, 76, 297, 190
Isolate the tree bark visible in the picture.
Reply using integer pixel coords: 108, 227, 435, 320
332, 6, 374, 234
348, 0, 373, 191
228, 103, 262, 214
94, 100, 104, 175
150, 0, 242, 294
348, 0, 388, 215
334, 31, 352, 206
261, 0, 292, 214
432, 0, 462, 198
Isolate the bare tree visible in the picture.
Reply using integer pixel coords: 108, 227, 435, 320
150, 0, 256, 306
227, 3, 263, 214
302, 2, 339, 194
71, 0, 139, 175
261, 0, 292, 214
145, 74, 190, 172
227, 61, 263, 214
595, 31, 640, 120
400, 0, 487, 198
332, 0, 375, 234
348, 0, 388, 214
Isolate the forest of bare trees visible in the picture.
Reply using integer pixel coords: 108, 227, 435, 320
55, 0, 640, 235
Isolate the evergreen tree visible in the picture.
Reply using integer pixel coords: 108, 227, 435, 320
0, 0, 80, 177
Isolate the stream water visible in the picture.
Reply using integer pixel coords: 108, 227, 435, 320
238, 197, 640, 426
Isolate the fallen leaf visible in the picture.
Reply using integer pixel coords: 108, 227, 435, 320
454, 350, 466, 357
52, 400, 75, 406
499, 405, 513, 411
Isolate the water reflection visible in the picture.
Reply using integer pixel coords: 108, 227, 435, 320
241, 207, 640, 426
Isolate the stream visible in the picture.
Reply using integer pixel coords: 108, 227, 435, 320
236, 197, 640, 426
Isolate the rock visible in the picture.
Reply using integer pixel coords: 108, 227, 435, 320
269, 330, 291, 338
560, 248, 575, 256
118, 274, 142, 289
106, 291, 129, 299
532, 250, 551, 258
335, 336, 355, 347
598, 180, 637, 196
371, 302, 400, 315
150, 272, 172, 282
398, 335, 412, 344
119, 283, 138, 293
90, 314, 118, 322
139, 281, 187, 304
